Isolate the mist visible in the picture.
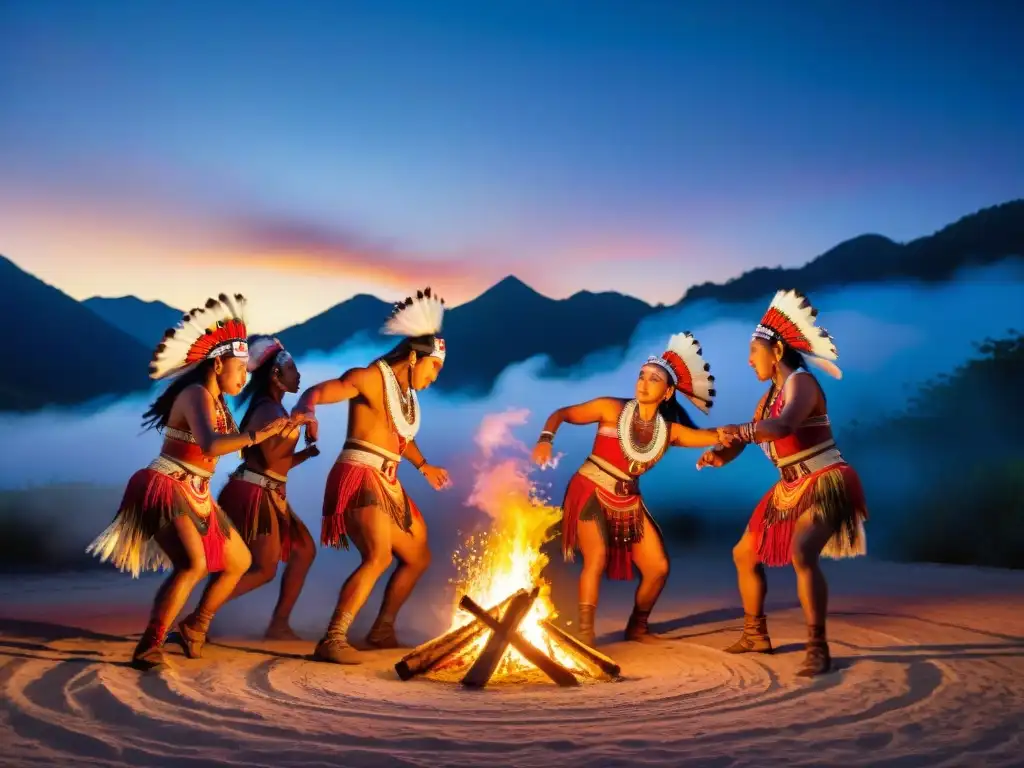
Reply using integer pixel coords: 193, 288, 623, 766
1, 262, 1022, 586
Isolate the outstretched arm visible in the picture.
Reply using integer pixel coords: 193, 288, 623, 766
292, 368, 365, 441
178, 387, 296, 457
538, 397, 621, 438
293, 368, 363, 414
720, 373, 820, 445
532, 397, 620, 466
669, 422, 728, 449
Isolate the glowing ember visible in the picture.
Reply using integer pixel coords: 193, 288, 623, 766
443, 410, 591, 681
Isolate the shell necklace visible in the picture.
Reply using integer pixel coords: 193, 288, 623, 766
377, 361, 420, 441
617, 399, 667, 470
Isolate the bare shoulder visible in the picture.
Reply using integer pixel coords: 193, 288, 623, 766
596, 396, 627, 421
342, 364, 382, 398
180, 383, 214, 408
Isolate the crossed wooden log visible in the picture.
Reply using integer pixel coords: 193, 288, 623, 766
395, 586, 621, 688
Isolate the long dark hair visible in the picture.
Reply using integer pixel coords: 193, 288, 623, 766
780, 343, 807, 371
659, 391, 696, 428
141, 359, 216, 432
236, 356, 276, 430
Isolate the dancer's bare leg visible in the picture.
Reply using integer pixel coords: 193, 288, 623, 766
315, 505, 392, 664
134, 517, 209, 668
367, 513, 431, 648
724, 530, 773, 654
228, 510, 282, 602
625, 513, 670, 642
179, 528, 253, 658
791, 511, 834, 676
267, 514, 316, 639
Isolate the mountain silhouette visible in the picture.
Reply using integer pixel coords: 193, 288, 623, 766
679, 200, 1024, 305
1, 255, 152, 410
272, 276, 656, 393
436, 277, 656, 393
6, 199, 1023, 409
277, 293, 393, 359
83, 296, 184, 346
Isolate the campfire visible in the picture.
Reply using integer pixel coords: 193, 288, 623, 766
395, 410, 621, 688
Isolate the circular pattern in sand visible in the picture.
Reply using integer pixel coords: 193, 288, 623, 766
2, 610, 1023, 767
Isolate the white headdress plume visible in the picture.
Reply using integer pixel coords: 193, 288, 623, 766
752, 289, 842, 379
149, 293, 250, 381
381, 287, 447, 361
645, 332, 716, 413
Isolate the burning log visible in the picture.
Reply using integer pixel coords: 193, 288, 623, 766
540, 618, 621, 678
394, 592, 519, 681
461, 587, 540, 689
459, 595, 579, 688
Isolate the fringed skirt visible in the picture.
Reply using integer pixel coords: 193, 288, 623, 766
561, 460, 656, 581
219, 467, 298, 563
749, 461, 868, 567
87, 456, 234, 578
321, 446, 419, 550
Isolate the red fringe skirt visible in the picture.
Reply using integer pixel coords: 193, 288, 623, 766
87, 460, 234, 578
219, 475, 298, 563
748, 462, 868, 567
561, 471, 652, 581
321, 460, 420, 550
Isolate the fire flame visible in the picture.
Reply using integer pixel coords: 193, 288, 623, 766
445, 410, 589, 680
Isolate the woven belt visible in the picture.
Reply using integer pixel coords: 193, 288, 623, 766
339, 440, 402, 483
234, 466, 286, 491
777, 446, 844, 482
149, 454, 213, 480
579, 455, 638, 496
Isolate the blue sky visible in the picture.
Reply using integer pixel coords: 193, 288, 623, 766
1, 0, 1021, 330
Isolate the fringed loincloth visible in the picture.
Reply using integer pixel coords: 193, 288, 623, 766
219, 465, 298, 563
561, 454, 655, 581
748, 446, 868, 567
87, 455, 234, 578
321, 439, 419, 550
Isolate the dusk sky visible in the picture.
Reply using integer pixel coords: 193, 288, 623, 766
1, 0, 1022, 332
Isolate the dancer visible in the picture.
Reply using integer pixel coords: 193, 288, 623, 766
532, 333, 728, 645
292, 288, 451, 664
88, 294, 305, 670
700, 289, 867, 676
218, 335, 320, 640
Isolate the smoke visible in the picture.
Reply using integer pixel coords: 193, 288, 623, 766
0, 260, 1022, 568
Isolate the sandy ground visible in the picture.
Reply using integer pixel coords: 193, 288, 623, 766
2, 554, 1023, 767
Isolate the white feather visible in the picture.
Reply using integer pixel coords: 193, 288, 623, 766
149, 293, 248, 380
381, 290, 446, 337
763, 290, 842, 378
663, 332, 716, 413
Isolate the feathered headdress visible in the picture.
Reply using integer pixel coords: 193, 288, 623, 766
246, 335, 290, 373
752, 289, 842, 379
381, 287, 447, 362
149, 293, 249, 380
645, 332, 716, 414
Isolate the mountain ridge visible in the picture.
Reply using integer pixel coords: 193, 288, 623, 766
7, 199, 1023, 409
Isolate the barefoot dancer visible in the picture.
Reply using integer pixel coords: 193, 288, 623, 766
218, 335, 320, 640
700, 290, 867, 676
88, 295, 303, 669
293, 288, 451, 664
532, 334, 728, 645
